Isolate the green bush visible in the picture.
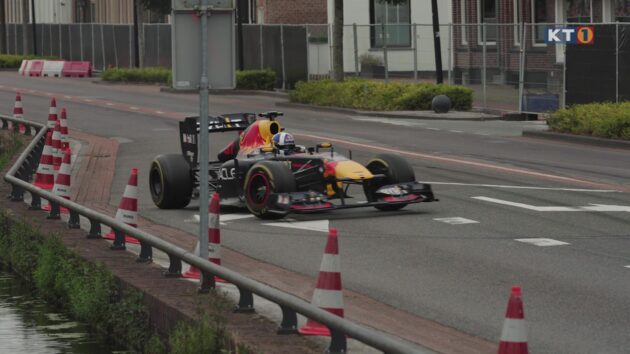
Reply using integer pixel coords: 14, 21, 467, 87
0, 54, 58, 68
548, 102, 630, 140
101, 67, 172, 84
236, 68, 276, 90
289, 79, 473, 111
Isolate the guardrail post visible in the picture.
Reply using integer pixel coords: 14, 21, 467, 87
234, 286, 255, 313
277, 305, 298, 334
110, 230, 126, 250
68, 210, 80, 229
163, 254, 182, 277
136, 241, 152, 263
198, 270, 215, 293
10, 184, 24, 201
47, 201, 61, 220
328, 328, 347, 354
29, 193, 42, 210
86, 218, 101, 238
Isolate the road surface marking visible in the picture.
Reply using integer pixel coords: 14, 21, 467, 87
263, 219, 329, 233
449, 130, 464, 133
433, 217, 479, 225
473, 196, 630, 212
515, 238, 570, 247
83, 98, 93, 102
426, 127, 441, 131
221, 214, 255, 222
130, 106, 139, 110
155, 111, 165, 114
421, 182, 618, 192
624, 265, 630, 269
106, 102, 115, 106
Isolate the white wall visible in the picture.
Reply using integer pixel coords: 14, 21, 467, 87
326, 0, 452, 73
33, 0, 73, 23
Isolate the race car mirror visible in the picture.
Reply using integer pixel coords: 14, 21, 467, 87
316, 142, 333, 153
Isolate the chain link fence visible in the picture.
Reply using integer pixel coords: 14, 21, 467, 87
4, 22, 629, 112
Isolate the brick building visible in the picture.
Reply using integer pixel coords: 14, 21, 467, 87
254, 0, 327, 24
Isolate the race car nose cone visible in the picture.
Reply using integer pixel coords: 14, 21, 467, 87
332, 160, 373, 180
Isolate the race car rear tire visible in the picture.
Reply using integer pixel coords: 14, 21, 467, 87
244, 161, 296, 219
150, 154, 193, 209
363, 153, 415, 211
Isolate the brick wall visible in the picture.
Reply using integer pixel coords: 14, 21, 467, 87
260, 0, 327, 24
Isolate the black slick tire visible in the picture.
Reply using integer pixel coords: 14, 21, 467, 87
149, 154, 193, 209
363, 153, 415, 211
243, 161, 296, 219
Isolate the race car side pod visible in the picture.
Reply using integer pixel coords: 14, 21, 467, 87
183, 193, 226, 284
103, 168, 140, 247
298, 228, 345, 344
498, 286, 529, 354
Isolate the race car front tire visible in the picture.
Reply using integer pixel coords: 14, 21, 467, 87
244, 161, 296, 219
150, 154, 193, 209
363, 153, 415, 211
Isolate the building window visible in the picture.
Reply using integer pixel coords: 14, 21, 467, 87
566, 0, 593, 22
461, 0, 468, 45
370, 0, 411, 48
615, 0, 630, 21
477, 0, 497, 44
532, 0, 548, 45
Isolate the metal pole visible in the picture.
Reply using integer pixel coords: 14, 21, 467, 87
382, 22, 388, 83
412, 23, 418, 81
518, 23, 525, 113
353, 23, 358, 76
482, 22, 487, 110
280, 24, 286, 89
447, 24, 452, 84
91, 23, 95, 67
259, 24, 263, 69
431, 0, 443, 84
100, 24, 105, 70
133, 0, 140, 67
30, 0, 36, 55
237, 0, 244, 71
79, 23, 83, 60
198, 0, 210, 281
305, 24, 311, 81
616, 22, 619, 103
0, 0, 6, 54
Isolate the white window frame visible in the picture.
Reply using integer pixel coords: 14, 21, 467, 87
531, 0, 547, 47
477, 0, 497, 45
461, 0, 468, 45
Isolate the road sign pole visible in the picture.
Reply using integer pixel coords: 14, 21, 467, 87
198, 0, 210, 287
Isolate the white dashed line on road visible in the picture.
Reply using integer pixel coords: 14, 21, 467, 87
433, 217, 479, 225
425, 127, 441, 131
106, 102, 115, 106
130, 106, 139, 110
515, 238, 570, 247
421, 182, 618, 192
449, 130, 464, 133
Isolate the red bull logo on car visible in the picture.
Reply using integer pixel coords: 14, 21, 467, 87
546, 26, 595, 44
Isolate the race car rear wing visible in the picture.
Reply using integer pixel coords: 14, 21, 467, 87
180, 113, 256, 166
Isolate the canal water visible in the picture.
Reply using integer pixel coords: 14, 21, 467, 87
0, 268, 127, 354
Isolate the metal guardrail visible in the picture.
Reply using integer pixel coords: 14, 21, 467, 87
1, 114, 433, 354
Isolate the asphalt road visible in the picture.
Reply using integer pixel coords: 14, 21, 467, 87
2, 74, 630, 353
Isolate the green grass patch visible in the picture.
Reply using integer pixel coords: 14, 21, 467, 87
548, 102, 630, 140
0, 54, 59, 68
236, 69, 276, 90
289, 79, 473, 111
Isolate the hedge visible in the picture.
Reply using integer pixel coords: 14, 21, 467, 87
289, 79, 473, 111
101, 67, 172, 84
548, 102, 630, 140
236, 69, 276, 90
0, 54, 58, 68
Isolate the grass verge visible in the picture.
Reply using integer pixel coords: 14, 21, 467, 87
548, 102, 630, 140
0, 54, 59, 68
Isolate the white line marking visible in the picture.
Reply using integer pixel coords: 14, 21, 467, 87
106, 102, 115, 106
130, 106, 139, 110
64, 96, 72, 99
420, 182, 618, 192
221, 214, 255, 222
83, 99, 93, 102
624, 266, 630, 269
263, 220, 329, 233
473, 196, 630, 212
433, 217, 479, 225
515, 238, 570, 247
449, 130, 464, 133
425, 127, 441, 131
155, 111, 165, 114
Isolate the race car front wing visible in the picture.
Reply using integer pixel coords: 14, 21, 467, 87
267, 182, 436, 214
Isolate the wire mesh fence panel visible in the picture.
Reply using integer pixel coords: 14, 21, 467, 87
241, 24, 262, 70
60, 24, 71, 59
114, 25, 132, 68
92, 24, 105, 71
7, 24, 15, 55
101, 25, 119, 69
452, 24, 485, 108
51, 24, 61, 58
261, 25, 283, 87
157, 24, 171, 68
353, 25, 385, 80
80, 24, 94, 64
143, 24, 159, 67
306, 24, 330, 80
620, 24, 630, 102
69, 25, 81, 60
15, 25, 24, 55
282, 25, 308, 89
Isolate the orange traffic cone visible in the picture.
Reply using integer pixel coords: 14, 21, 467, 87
498, 286, 529, 354
59, 108, 70, 150
51, 120, 63, 171
47, 97, 58, 129
45, 149, 72, 214
103, 168, 140, 244
33, 132, 55, 190
12, 92, 25, 133
299, 228, 344, 336
183, 193, 226, 283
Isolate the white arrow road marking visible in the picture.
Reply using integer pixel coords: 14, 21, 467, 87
263, 220, 330, 233
473, 196, 630, 212
433, 217, 479, 225
515, 238, 570, 247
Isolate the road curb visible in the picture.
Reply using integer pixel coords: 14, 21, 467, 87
522, 130, 630, 149
275, 101, 502, 121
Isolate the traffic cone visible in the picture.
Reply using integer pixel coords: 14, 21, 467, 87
59, 108, 70, 150
51, 120, 63, 171
103, 168, 140, 244
298, 228, 344, 336
498, 286, 529, 354
12, 92, 24, 133
183, 193, 226, 283
47, 97, 58, 129
33, 132, 55, 190
44, 149, 72, 214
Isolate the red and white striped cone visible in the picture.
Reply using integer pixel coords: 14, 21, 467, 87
183, 193, 226, 283
103, 168, 140, 244
59, 108, 70, 151
33, 132, 55, 190
13, 92, 26, 134
298, 228, 344, 336
47, 97, 58, 129
498, 286, 529, 354
51, 120, 63, 171
44, 149, 72, 214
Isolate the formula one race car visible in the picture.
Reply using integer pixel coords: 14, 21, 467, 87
149, 111, 436, 219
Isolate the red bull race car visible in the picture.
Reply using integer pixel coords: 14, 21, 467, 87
149, 111, 436, 219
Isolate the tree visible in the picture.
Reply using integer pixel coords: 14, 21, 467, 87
331, 0, 407, 82
139, 0, 171, 16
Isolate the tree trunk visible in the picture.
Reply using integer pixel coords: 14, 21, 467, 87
331, 0, 344, 82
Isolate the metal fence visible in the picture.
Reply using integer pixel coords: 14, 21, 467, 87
2, 115, 433, 354
4, 22, 629, 112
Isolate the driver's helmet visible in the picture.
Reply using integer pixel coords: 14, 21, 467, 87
272, 132, 296, 153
